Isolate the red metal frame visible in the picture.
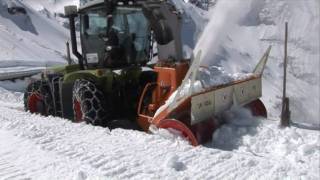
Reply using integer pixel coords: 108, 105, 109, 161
73, 100, 83, 122
158, 119, 198, 146
28, 93, 45, 114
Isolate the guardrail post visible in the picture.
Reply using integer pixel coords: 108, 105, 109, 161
280, 22, 290, 127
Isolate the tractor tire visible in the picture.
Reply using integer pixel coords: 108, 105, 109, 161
24, 80, 54, 116
72, 79, 110, 126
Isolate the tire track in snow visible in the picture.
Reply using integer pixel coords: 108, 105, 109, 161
0, 134, 32, 180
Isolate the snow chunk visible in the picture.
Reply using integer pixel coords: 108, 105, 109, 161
163, 155, 186, 171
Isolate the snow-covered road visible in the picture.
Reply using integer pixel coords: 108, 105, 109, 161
0, 88, 318, 180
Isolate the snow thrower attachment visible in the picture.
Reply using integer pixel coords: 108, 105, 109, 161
138, 46, 272, 146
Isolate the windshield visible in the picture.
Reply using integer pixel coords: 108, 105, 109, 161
80, 6, 150, 65
81, 8, 107, 36
114, 7, 150, 62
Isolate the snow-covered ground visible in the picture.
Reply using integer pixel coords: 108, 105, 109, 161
0, 87, 319, 179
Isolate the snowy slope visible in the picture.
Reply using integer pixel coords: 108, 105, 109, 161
0, 0, 70, 67
22, 0, 79, 13
0, 88, 319, 180
21, 0, 79, 28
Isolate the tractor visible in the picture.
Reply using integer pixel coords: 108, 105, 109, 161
24, 0, 271, 145
24, 0, 158, 128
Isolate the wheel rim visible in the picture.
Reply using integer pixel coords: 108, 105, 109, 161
28, 93, 46, 114
158, 119, 198, 146
246, 99, 267, 118
73, 100, 84, 122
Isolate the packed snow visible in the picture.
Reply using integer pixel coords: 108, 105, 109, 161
0, 0, 319, 179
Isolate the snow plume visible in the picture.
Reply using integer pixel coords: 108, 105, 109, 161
193, 0, 253, 66
170, 0, 209, 58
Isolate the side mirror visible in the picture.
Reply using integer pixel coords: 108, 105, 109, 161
64, 5, 77, 17
83, 14, 89, 29
131, 33, 136, 41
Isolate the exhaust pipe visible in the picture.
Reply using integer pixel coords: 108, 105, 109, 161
64, 6, 84, 70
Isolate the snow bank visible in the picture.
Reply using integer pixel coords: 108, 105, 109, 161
241, 0, 319, 127
0, 79, 29, 92
212, 107, 320, 178
0, 87, 23, 104
0, 87, 23, 109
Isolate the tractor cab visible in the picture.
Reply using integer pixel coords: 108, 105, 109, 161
80, 4, 150, 68
66, 0, 151, 70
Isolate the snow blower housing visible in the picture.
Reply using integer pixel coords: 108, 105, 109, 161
24, 0, 271, 146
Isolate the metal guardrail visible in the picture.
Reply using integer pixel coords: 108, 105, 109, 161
0, 69, 43, 81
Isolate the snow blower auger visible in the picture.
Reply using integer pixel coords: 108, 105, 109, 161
137, 1, 272, 146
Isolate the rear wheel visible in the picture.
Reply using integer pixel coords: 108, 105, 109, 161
72, 79, 110, 126
158, 119, 198, 146
24, 80, 54, 116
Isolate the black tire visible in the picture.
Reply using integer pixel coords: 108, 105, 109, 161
72, 79, 110, 126
24, 80, 54, 116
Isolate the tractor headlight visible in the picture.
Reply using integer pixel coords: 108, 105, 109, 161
96, 69, 105, 76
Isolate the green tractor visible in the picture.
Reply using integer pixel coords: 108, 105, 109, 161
24, 0, 160, 128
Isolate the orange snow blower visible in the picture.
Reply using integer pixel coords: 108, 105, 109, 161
138, 1, 271, 146
138, 47, 271, 146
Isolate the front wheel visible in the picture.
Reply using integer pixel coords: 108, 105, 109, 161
72, 79, 110, 126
